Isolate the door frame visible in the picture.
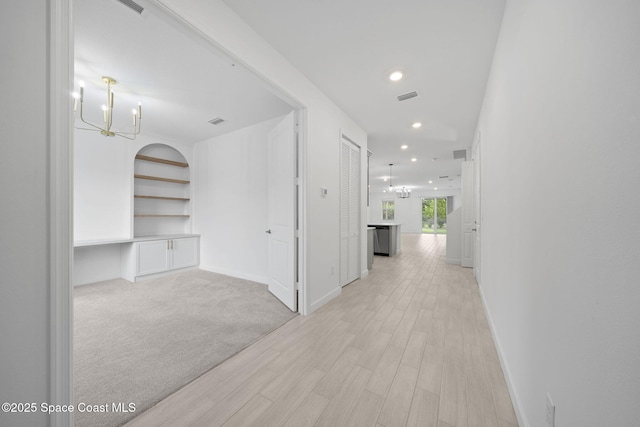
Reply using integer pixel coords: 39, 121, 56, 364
51, 2, 312, 423
49, 0, 74, 425
472, 133, 482, 283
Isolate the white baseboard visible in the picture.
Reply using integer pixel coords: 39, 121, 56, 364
478, 286, 528, 427
446, 258, 461, 265
308, 286, 342, 315
135, 266, 199, 282
361, 269, 370, 278
200, 264, 269, 285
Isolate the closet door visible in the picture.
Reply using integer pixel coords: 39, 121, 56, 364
340, 136, 361, 286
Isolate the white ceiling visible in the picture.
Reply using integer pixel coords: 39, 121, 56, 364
222, 0, 506, 193
74, 0, 293, 145
76, 0, 506, 193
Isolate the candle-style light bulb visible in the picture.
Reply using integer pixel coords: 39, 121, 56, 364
102, 105, 107, 123
79, 81, 84, 101
132, 109, 137, 126
72, 92, 79, 112
138, 102, 142, 120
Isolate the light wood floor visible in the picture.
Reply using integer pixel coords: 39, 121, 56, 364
125, 234, 518, 427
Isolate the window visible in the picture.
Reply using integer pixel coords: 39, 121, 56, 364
382, 200, 395, 220
422, 197, 447, 234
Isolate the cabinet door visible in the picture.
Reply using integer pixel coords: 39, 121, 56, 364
137, 240, 170, 276
170, 237, 199, 270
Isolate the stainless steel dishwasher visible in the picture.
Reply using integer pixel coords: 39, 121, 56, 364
371, 224, 397, 256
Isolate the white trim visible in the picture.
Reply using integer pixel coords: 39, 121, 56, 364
361, 269, 369, 278
200, 265, 269, 286
309, 286, 342, 315
296, 110, 308, 315
132, 266, 199, 282
445, 258, 461, 265
49, 0, 74, 425
478, 286, 528, 427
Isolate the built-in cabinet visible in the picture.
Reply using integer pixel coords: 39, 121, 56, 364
74, 143, 200, 286
121, 236, 200, 282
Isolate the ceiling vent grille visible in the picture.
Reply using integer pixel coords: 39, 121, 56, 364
453, 149, 467, 160
116, 0, 144, 14
208, 117, 225, 125
438, 175, 449, 179
397, 91, 418, 102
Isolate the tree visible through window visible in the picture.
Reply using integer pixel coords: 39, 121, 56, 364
382, 200, 395, 220
422, 198, 447, 234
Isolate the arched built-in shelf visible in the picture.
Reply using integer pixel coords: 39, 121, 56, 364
133, 145, 191, 237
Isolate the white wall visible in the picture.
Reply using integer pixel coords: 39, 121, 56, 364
369, 190, 461, 233
159, 0, 368, 314
476, 1, 640, 426
193, 116, 284, 283
73, 245, 122, 286
74, 132, 193, 242
0, 2, 59, 425
74, 130, 131, 240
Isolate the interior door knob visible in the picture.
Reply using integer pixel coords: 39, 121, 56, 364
265, 229, 272, 234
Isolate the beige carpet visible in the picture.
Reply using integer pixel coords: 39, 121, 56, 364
73, 269, 297, 427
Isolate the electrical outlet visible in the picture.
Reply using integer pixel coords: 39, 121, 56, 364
546, 393, 555, 427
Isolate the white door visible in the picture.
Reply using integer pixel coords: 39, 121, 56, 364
340, 136, 360, 286
461, 161, 474, 268
473, 138, 482, 283
267, 112, 297, 311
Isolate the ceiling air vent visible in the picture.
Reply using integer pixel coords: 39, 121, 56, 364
397, 91, 418, 102
453, 149, 467, 160
116, 0, 144, 14
208, 117, 225, 125
438, 175, 449, 179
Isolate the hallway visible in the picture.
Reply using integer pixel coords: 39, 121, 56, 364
126, 234, 518, 427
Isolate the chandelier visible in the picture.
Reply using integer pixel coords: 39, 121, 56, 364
396, 186, 411, 198
388, 163, 411, 197
73, 76, 142, 140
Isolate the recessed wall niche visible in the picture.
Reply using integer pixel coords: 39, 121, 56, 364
133, 144, 191, 237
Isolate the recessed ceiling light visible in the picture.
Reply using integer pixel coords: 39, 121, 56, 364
389, 71, 403, 81
412, 122, 422, 129
401, 144, 408, 150
411, 158, 417, 162
428, 180, 433, 184
383, 177, 387, 182
434, 187, 438, 190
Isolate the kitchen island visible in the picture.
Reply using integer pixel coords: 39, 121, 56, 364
368, 223, 402, 256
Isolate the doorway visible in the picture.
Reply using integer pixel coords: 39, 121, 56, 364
422, 198, 448, 234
